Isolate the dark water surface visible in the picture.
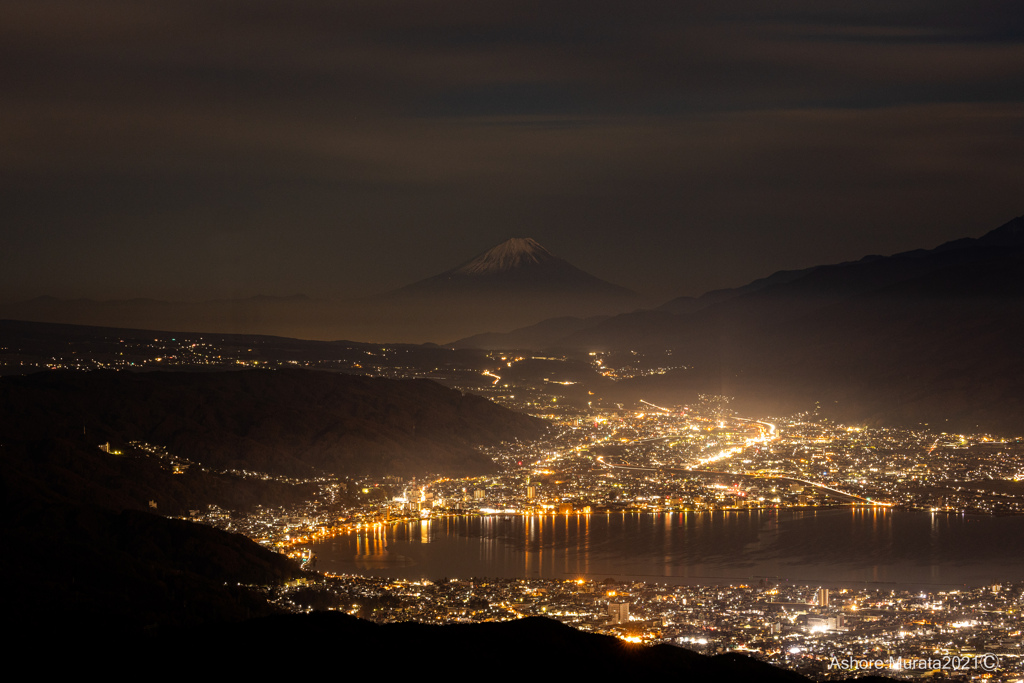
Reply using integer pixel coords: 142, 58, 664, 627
311, 508, 1024, 588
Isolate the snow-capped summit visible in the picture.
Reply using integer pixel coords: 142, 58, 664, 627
452, 238, 554, 275
388, 237, 638, 301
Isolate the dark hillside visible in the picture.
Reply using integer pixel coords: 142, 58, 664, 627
0, 368, 546, 477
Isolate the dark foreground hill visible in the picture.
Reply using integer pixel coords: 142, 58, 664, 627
0, 499, 300, 635
0, 435, 302, 636
0, 368, 546, 477
21, 608, 840, 681
177, 612, 817, 680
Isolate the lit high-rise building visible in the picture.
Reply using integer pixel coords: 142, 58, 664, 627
608, 601, 629, 624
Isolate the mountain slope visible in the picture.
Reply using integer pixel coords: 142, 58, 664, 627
339, 237, 646, 341
0, 430, 301, 637
196, 613, 812, 681
0, 369, 547, 477
454, 215, 1024, 433
393, 237, 638, 299
0, 239, 643, 343
564, 214, 1024, 349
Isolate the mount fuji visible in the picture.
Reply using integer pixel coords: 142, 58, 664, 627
353, 237, 644, 342
389, 237, 639, 300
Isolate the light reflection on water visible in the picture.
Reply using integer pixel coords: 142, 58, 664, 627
312, 508, 1024, 588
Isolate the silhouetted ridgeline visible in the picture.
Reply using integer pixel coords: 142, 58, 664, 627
0, 368, 546, 477
0, 500, 299, 634
24, 609, 864, 681
182, 613, 820, 680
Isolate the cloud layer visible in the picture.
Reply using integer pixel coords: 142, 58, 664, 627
2, 0, 1023, 301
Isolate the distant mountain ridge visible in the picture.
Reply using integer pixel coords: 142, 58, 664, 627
0, 238, 644, 342
461, 215, 1024, 349
453, 215, 1024, 434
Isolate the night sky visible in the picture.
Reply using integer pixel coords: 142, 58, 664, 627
3, 0, 1023, 305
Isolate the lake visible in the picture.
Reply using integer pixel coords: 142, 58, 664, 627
311, 508, 1024, 588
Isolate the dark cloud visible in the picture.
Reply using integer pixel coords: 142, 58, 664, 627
1, 0, 1022, 304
